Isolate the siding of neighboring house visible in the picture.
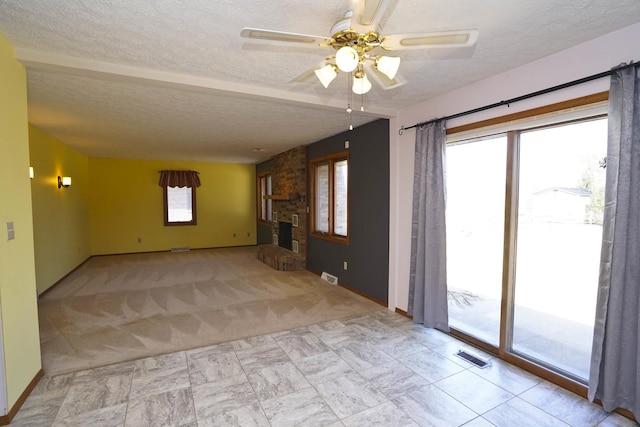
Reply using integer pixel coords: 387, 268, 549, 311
532, 187, 591, 223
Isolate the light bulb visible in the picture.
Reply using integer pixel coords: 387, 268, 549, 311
352, 71, 372, 95
336, 46, 359, 72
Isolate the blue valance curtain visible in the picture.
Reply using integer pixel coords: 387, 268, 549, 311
588, 64, 640, 418
408, 120, 449, 330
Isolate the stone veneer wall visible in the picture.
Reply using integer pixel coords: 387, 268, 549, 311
270, 145, 307, 266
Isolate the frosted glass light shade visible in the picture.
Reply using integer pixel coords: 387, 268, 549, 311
352, 72, 372, 94
58, 175, 72, 188
314, 64, 338, 88
336, 46, 359, 72
375, 56, 401, 80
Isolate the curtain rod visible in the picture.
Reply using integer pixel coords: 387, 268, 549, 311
398, 61, 638, 135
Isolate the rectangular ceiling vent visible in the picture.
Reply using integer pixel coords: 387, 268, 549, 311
320, 272, 338, 285
455, 349, 490, 368
170, 246, 191, 253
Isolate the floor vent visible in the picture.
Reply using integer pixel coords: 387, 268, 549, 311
455, 349, 490, 368
170, 246, 191, 253
320, 272, 338, 285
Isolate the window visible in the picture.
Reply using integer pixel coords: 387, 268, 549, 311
311, 151, 349, 242
159, 170, 200, 226
258, 173, 273, 222
163, 186, 196, 225
445, 102, 607, 383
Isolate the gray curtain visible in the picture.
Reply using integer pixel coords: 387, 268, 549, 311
408, 120, 449, 331
589, 64, 640, 417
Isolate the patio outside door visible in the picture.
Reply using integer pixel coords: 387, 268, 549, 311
445, 115, 607, 383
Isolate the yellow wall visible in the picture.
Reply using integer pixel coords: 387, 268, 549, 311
29, 125, 91, 294
0, 34, 42, 410
90, 158, 257, 254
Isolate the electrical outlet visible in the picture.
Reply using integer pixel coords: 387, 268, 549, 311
233, 233, 237, 238
137, 237, 142, 243
343, 261, 348, 270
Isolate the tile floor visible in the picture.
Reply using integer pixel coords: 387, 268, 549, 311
10, 310, 638, 426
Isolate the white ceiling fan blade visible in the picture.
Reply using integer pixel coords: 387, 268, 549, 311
240, 28, 332, 46
382, 29, 479, 50
365, 63, 406, 90
349, 0, 391, 32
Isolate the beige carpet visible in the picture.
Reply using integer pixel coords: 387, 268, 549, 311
37, 246, 383, 376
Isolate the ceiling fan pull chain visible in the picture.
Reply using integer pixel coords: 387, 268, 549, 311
347, 72, 354, 130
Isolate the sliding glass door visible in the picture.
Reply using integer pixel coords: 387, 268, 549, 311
446, 136, 507, 347
511, 119, 607, 380
445, 113, 607, 383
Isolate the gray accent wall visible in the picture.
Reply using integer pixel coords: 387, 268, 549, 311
306, 119, 390, 303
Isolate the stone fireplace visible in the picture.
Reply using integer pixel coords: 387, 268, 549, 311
257, 145, 307, 271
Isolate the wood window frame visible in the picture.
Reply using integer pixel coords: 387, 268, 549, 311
257, 173, 272, 224
310, 150, 350, 244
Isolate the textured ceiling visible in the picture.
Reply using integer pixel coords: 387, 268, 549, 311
1, 0, 640, 163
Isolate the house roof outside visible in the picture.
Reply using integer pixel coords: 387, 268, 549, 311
533, 187, 593, 197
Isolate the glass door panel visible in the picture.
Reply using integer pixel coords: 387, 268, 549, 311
512, 118, 607, 381
446, 136, 507, 346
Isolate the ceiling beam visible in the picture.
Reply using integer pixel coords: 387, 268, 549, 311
15, 48, 396, 118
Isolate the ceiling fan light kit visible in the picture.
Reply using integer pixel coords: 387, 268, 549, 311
241, 0, 478, 123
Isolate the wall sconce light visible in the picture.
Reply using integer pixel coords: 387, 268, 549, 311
58, 176, 71, 189
29, 167, 34, 179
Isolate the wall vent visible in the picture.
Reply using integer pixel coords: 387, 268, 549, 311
170, 246, 191, 253
320, 272, 338, 285
455, 349, 490, 368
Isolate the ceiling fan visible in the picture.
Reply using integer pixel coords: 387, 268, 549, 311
240, 0, 478, 95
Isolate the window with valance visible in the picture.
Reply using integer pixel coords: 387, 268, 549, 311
159, 170, 200, 226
